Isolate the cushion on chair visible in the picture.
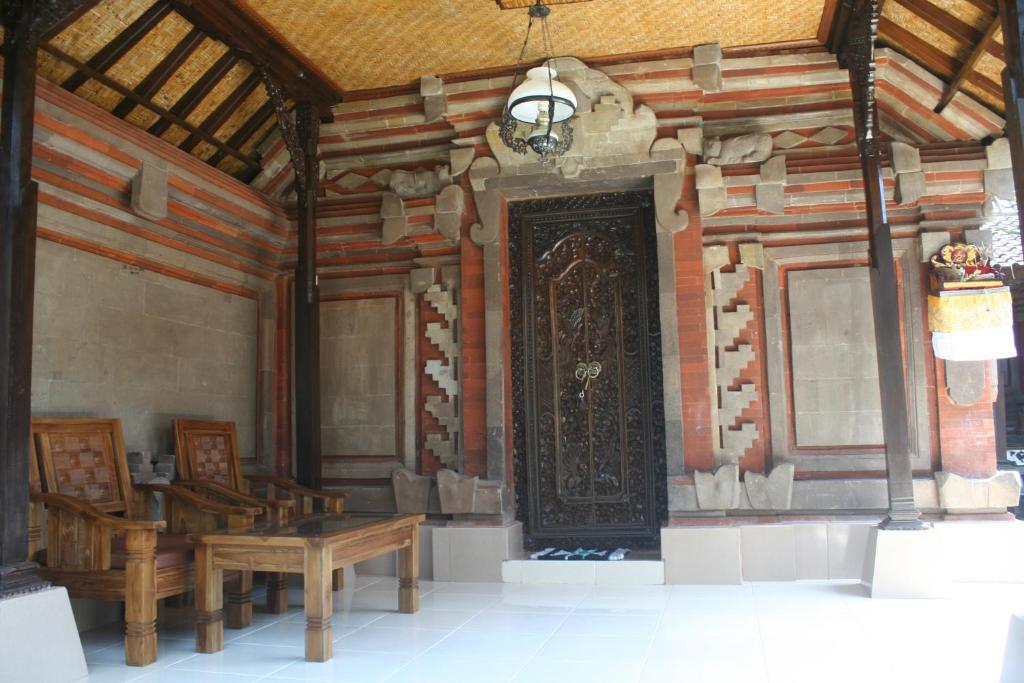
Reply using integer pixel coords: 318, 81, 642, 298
110, 533, 194, 570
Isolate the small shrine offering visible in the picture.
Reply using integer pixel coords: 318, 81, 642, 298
927, 242, 1016, 361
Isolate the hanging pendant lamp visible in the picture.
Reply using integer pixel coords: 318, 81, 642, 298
498, 0, 577, 162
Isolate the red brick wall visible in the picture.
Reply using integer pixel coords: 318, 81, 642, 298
935, 359, 998, 477
459, 181, 487, 477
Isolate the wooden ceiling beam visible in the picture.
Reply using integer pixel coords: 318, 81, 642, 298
878, 16, 958, 75
168, 0, 341, 113
110, 26, 204, 118
208, 99, 275, 167
61, 2, 173, 92
148, 50, 237, 137
935, 12, 1001, 113
892, 0, 982, 45
179, 70, 261, 153
38, 42, 259, 171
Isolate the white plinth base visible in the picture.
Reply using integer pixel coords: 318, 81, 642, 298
1002, 614, 1024, 682
0, 586, 87, 682
862, 526, 952, 598
502, 559, 664, 585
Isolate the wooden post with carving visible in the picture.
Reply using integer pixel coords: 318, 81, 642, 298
260, 65, 323, 489
0, 0, 44, 597
1001, 0, 1024, 254
840, 0, 924, 530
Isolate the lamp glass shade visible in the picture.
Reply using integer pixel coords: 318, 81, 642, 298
508, 66, 577, 124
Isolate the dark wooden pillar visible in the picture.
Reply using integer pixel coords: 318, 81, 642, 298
259, 66, 325, 489
0, 0, 46, 595
292, 102, 322, 489
1002, 0, 1024, 253
841, 0, 925, 530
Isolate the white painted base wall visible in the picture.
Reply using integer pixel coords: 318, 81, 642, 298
0, 587, 86, 683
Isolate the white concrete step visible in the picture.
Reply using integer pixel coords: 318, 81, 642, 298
502, 559, 664, 585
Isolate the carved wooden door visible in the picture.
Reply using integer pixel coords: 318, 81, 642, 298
510, 192, 667, 549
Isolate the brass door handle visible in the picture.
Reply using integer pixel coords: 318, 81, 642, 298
575, 361, 602, 398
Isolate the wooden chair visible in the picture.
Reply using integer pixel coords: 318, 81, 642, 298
28, 418, 262, 666
172, 419, 347, 610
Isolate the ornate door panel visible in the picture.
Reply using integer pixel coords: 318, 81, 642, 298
510, 192, 667, 549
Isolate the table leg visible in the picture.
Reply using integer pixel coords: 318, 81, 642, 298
398, 528, 419, 613
226, 570, 253, 629
303, 543, 333, 662
266, 573, 289, 613
195, 543, 224, 653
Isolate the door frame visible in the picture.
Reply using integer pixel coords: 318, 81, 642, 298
508, 191, 669, 549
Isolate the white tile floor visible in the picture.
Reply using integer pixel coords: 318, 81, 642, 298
74, 576, 1023, 683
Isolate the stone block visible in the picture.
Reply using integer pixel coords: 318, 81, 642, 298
698, 186, 726, 216
0, 587, 87, 682
944, 359, 986, 406
409, 267, 436, 294
693, 42, 723, 65
1001, 614, 1024, 683
920, 231, 951, 263
773, 131, 807, 149
662, 526, 742, 584
862, 526, 952, 598
420, 76, 447, 123
743, 463, 795, 510
890, 141, 922, 173
434, 185, 464, 244
895, 170, 926, 205
759, 155, 787, 183
392, 467, 431, 513
450, 147, 475, 177
703, 245, 730, 274
694, 163, 722, 190
988, 137, 1012, 170
985, 168, 1016, 201
692, 63, 722, 92
755, 182, 785, 214
810, 126, 846, 146
131, 160, 168, 221
935, 471, 1022, 512
436, 468, 503, 515
739, 242, 764, 269
695, 464, 740, 510
677, 127, 704, 155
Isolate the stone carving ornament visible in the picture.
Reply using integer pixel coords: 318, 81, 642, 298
388, 165, 452, 199
702, 134, 773, 166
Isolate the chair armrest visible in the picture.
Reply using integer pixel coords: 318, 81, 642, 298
175, 480, 294, 511
247, 474, 348, 501
30, 491, 165, 530
137, 483, 262, 517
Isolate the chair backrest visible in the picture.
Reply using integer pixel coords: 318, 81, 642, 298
173, 419, 244, 491
31, 418, 135, 516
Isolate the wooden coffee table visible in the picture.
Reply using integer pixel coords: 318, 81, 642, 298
191, 513, 425, 662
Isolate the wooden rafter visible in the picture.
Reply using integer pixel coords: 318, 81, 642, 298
169, 0, 341, 114
38, 42, 260, 171
60, 1, 172, 92
893, 0, 985, 45
935, 12, 1001, 113
179, 70, 262, 153
148, 51, 237, 137
207, 99, 275, 168
110, 26, 204, 118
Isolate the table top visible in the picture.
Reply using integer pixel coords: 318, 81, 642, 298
190, 512, 425, 544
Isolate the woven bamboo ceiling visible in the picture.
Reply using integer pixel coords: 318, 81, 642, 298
27, 0, 1011, 182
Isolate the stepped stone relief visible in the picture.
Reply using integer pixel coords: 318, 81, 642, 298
420, 280, 460, 467
704, 245, 762, 467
